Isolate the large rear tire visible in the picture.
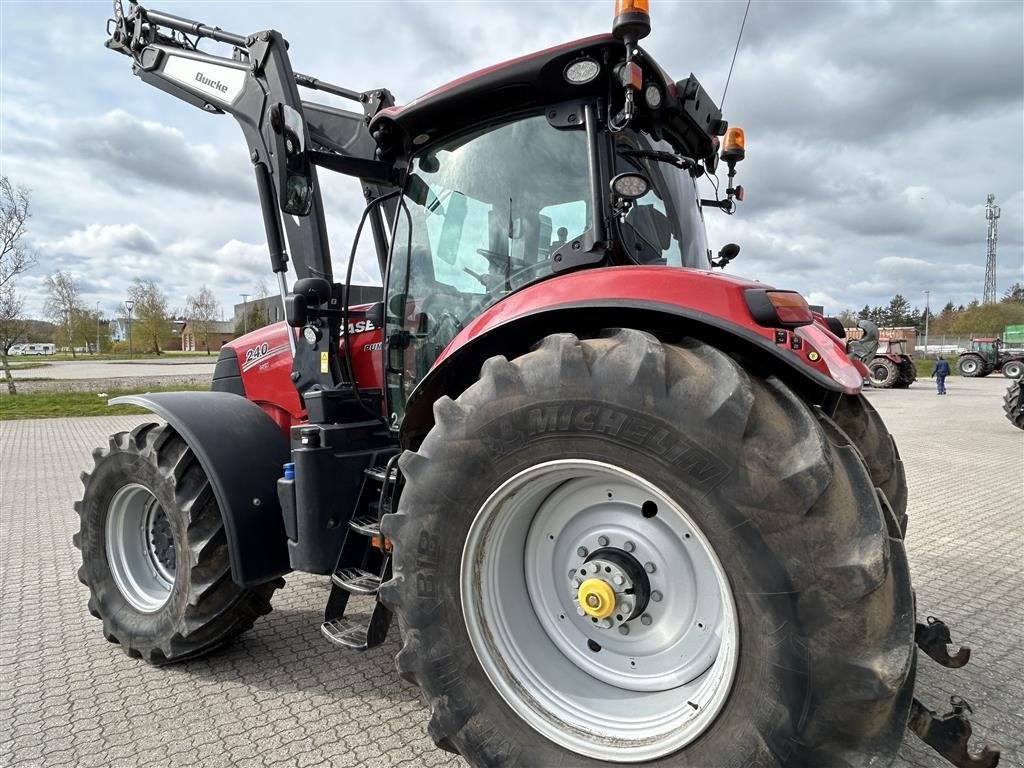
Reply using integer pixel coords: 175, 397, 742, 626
958, 355, 984, 377
869, 357, 898, 388
381, 330, 914, 766
1004, 380, 1024, 430
893, 359, 916, 388
74, 423, 283, 664
832, 394, 908, 536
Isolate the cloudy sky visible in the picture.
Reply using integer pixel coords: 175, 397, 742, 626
1, 0, 1022, 322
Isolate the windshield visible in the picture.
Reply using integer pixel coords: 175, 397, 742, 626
385, 114, 591, 422
613, 131, 709, 269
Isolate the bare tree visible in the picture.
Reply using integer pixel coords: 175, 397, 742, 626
1, 177, 36, 393
0, 287, 29, 394
185, 285, 220, 355
44, 270, 85, 359
127, 277, 171, 355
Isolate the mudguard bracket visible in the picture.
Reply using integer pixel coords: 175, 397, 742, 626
110, 391, 291, 587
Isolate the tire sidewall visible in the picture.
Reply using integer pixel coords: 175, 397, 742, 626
80, 448, 192, 639
870, 360, 895, 386
396, 395, 814, 766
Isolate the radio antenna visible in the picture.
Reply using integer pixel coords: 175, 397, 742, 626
720, 0, 751, 110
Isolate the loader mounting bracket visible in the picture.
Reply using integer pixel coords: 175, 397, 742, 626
915, 615, 971, 668
907, 696, 1000, 768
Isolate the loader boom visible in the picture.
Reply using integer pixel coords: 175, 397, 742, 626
106, 1, 397, 400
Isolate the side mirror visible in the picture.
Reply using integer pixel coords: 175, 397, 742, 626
292, 277, 332, 305
711, 243, 740, 268
270, 103, 313, 215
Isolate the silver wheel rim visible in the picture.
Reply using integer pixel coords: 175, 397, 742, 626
962, 359, 978, 373
105, 483, 176, 612
461, 459, 739, 762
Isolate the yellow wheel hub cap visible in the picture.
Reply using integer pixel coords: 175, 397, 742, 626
577, 577, 616, 619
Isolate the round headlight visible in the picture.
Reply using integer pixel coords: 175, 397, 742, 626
564, 57, 600, 85
610, 172, 651, 200
644, 83, 662, 109
302, 325, 321, 346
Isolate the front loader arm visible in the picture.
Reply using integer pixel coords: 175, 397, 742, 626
106, 1, 397, 401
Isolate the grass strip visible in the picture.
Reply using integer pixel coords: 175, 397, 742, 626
0, 384, 208, 420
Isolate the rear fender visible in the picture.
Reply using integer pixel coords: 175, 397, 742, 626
109, 391, 290, 587
400, 299, 861, 445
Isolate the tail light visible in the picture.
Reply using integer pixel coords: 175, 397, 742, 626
745, 289, 814, 328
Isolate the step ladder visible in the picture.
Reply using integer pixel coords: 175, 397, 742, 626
320, 455, 400, 651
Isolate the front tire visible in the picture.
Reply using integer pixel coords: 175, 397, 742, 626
1002, 360, 1024, 379
74, 423, 283, 664
869, 358, 898, 388
382, 330, 914, 766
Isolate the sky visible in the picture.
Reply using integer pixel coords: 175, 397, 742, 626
1, 0, 1022, 323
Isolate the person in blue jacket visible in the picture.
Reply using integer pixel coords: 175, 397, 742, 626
931, 356, 950, 394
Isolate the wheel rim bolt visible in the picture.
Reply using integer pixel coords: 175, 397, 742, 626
644, 561, 656, 573
612, 574, 624, 586
576, 606, 586, 616
641, 614, 653, 626
651, 590, 663, 602
568, 569, 576, 579
618, 625, 630, 636
577, 546, 588, 557
597, 535, 609, 547
623, 541, 635, 552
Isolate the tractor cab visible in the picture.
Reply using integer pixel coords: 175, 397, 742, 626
969, 337, 1000, 363
373, 32, 737, 420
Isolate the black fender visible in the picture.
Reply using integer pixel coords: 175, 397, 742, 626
400, 300, 847, 446
109, 391, 290, 587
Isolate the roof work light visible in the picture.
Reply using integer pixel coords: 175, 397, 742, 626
613, 0, 651, 42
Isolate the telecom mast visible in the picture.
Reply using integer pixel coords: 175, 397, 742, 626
984, 193, 1000, 304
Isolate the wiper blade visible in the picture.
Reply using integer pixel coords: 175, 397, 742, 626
619, 149, 696, 170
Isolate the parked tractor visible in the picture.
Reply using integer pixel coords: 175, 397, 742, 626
78, 2, 999, 766
844, 320, 915, 388
869, 338, 917, 389
957, 337, 1024, 378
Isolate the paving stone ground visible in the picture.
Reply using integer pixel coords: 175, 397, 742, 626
1, 375, 1020, 768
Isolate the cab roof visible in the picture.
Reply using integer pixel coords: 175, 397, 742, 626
370, 34, 725, 161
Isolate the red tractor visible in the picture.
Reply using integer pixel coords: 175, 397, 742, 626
78, 2, 998, 766
871, 338, 917, 388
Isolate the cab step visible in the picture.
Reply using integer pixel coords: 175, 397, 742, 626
331, 566, 381, 595
320, 617, 371, 650
365, 464, 398, 483
320, 602, 393, 651
349, 515, 381, 537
